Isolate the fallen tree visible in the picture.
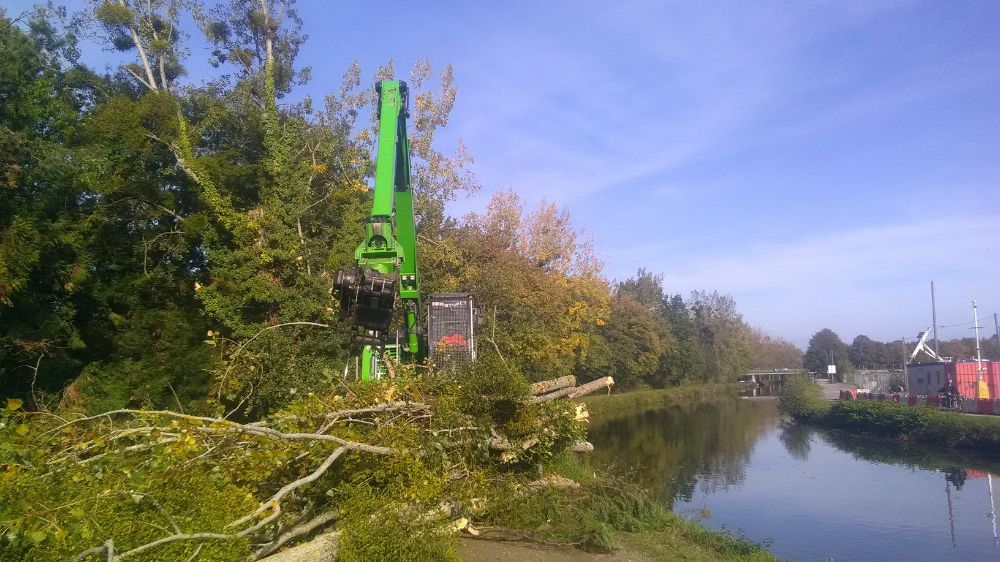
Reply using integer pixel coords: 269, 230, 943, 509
0, 361, 614, 561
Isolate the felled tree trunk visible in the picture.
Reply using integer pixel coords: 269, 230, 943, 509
531, 375, 576, 395
531, 376, 614, 404
259, 531, 341, 561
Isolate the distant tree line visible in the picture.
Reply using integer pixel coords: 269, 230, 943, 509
803, 328, 1000, 374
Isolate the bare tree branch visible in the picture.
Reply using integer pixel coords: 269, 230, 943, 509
255, 510, 338, 558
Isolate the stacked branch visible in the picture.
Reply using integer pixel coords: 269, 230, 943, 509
489, 375, 615, 455
52, 404, 421, 561
531, 376, 614, 404
21, 374, 614, 561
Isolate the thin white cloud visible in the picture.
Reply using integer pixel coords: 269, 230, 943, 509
662, 215, 997, 291
647, 213, 1000, 345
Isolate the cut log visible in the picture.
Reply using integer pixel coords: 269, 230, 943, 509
567, 376, 614, 400
531, 375, 576, 395
258, 530, 340, 562
531, 376, 614, 404
488, 437, 593, 454
530, 387, 574, 403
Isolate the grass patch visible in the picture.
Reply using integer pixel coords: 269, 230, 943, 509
583, 384, 739, 419
622, 513, 776, 561
478, 453, 774, 560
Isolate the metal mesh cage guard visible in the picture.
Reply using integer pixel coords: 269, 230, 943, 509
427, 293, 477, 368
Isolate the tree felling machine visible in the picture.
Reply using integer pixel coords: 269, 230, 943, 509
333, 81, 477, 380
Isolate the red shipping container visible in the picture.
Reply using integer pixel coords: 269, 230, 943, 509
989, 372, 1000, 399
954, 364, 980, 400
950, 361, 1000, 399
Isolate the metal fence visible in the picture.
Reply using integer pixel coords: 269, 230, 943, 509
427, 293, 477, 369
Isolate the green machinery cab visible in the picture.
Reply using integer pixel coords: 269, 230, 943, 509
333, 81, 477, 380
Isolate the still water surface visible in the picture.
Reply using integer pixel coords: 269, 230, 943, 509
588, 398, 1000, 561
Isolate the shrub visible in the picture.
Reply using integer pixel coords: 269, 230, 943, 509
777, 375, 830, 421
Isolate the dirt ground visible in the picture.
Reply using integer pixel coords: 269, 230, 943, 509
816, 379, 857, 400
457, 538, 652, 562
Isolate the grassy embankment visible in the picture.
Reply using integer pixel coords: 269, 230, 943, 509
533, 452, 775, 562
564, 383, 774, 561
779, 375, 1000, 457
582, 383, 740, 418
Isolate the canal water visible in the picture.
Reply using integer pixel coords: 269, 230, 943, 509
588, 397, 1000, 561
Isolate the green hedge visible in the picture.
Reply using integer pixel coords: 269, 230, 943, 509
779, 377, 1000, 455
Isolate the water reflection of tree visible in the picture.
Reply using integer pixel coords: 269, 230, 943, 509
589, 399, 779, 508
818, 429, 1000, 477
778, 420, 812, 461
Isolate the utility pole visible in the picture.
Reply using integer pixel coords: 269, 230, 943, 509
973, 300, 986, 398
901, 336, 908, 392
931, 281, 939, 356
994, 312, 999, 357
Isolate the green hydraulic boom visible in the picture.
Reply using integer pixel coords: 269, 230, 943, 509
333, 80, 423, 380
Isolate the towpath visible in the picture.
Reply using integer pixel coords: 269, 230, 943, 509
817, 379, 857, 401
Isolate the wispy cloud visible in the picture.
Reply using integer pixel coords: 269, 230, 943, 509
649, 213, 1000, 345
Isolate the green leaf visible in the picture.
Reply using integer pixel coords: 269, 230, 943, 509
14, 424, 29, 436
28, 530, 46, 544
5, 398, 22, 411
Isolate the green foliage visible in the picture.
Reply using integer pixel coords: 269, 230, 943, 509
0, 407, 256, 561
660, 293, 707, 384
0, 356, 601, 560
583, 383, 737, 419
452, 349, 530, 423
579, 293, 663, 389
780, 377, 1000, 456
477, 478, 666, 552
826, 400, 1000, 453
629, 513, 775, 561
690, 290, 752, 382
803, 328, 852, 377
777, 375, 830, 422
336, 485, 459, 562
93, 2, 134, 29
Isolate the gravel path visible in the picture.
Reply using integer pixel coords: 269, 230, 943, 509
817, 379, 857, 401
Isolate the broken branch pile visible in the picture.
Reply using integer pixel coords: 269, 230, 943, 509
3, 370, 615, 561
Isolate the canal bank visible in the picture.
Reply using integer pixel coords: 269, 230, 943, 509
581, 384, 739, 418
459, 385, 778, 562
781, 376, 1000, 456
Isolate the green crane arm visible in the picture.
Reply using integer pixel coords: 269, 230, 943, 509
333, 80, 423, 380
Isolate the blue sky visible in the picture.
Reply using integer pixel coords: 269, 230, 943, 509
11, 1, 999, 347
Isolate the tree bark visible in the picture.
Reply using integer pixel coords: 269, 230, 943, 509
531, 376, 613, 403
258, 531, 341, 562
530, 375, 576, 395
